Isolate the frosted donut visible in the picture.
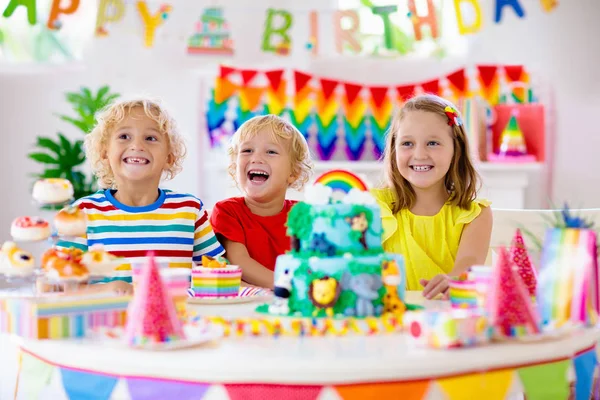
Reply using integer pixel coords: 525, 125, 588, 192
55, 205, 87, 237
32, 178, 74, 205
0, 241, 35, 276
11, 216, 51, 242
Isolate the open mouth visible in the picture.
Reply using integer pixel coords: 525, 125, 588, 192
123, 157, 150, 165
410, 165, 433, 172
247, 170, 270, 183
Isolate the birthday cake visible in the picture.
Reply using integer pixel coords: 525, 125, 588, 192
261, 170, 406, 319
189, 256, 242, 298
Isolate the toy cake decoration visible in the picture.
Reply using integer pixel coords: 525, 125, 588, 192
314, 169, 368, 194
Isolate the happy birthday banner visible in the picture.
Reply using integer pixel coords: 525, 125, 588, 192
206, 63, 533, 161
0, 0, 559, 53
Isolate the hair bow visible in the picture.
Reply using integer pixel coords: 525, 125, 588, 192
444, 106, 463, 127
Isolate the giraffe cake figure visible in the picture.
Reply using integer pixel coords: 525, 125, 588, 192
260, 170, 406, 321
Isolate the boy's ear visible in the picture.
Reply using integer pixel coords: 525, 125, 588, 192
166, 153, 175, 167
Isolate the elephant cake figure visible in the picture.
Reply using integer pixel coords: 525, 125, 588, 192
341, 272, 383, 317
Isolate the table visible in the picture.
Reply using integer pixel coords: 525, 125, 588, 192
9, 292, 600, 400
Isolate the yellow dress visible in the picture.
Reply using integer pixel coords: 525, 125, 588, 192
371, 188, 491, 290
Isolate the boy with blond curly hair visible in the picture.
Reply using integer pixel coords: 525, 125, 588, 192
57, 98, 224, 293
210, 115, 313, 288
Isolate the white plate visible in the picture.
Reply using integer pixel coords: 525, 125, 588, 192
95, 321, 223, 351
187, 287, 272, 305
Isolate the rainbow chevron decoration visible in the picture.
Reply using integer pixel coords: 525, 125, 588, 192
289, 71, 313, 140
477, 65, 500, 105
263, 69, 287, 116
503, 65, 531, 104
315, 78, 340, 159
206, 75, 238, 146
314, 169, 368, 193
342, 83, 367, 161
368, 86, 393, 158
234, 85, 265, 130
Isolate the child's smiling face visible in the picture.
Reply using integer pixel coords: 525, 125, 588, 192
236, 128, 296, 202
104, 107, 172, 188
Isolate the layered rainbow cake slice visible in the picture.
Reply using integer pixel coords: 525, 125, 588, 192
190, 265, 242, 298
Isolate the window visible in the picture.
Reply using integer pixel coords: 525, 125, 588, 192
337, 0, 468, 57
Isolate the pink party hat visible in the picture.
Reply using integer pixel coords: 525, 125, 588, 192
510, 229, 537, 297
124, 251, 185, 346
487, 246, 540, 337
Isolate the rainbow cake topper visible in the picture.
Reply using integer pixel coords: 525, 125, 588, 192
314, 169, 368, 193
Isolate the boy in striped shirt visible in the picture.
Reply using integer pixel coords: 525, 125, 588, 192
57, 98, 224, 294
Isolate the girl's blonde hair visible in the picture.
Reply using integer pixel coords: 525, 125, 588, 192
382, 94, 480, 213
85, 98, 186, 189
228, 115, 313, 190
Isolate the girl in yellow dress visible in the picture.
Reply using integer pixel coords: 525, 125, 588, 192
371, 94, 493, 299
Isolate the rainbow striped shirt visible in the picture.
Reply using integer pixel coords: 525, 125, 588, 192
56, 189, 225, 276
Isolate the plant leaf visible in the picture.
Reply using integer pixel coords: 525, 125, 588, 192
39, 168, 63, 179
35, 137, 61, 155
59, 115, 89, 133
28, 152, 59, 164
96, 85, 109, 102
65, 92, 84, 105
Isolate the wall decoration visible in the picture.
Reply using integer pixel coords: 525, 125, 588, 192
187, 8, 234, 55
95, 0, 126, 37
136, 1, 172, 48
205, 64, 536, 162
2, 0, 37, 25
540, 0, 558, 13
261, 8, 293, 56
494, 0, 526, 23
454, 0, 483, 35
407, 0, 439, 41
334, 10, 361, 54
47, 0, 80, 30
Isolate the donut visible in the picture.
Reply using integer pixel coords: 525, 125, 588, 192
55, 205, 87, 237
81, 244, 123, 276
32, 178, 74, 205
0, 241, 35, 276
11, 216, 51, 242
42, 247, 88, 282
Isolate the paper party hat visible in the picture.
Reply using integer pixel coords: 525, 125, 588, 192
487, 246, 540, 338
510, 229, 537, 297
498, 114, 528, 157
124, 251, 185, 346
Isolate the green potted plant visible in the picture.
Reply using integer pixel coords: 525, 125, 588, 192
28, 86, 120, 205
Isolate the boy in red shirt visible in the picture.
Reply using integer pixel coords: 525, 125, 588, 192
210, 115, 313, 288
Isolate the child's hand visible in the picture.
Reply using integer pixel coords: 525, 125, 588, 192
102, 280, 134, 295
420, 275, 450, 300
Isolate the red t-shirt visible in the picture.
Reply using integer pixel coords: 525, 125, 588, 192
210, 197, 296, 271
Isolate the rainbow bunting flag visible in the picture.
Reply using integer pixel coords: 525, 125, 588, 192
289, 71, 314, 140
234, 86, 265, 130
368, 86, 393, 159
477, 65, 500, 106
264, 70, 287, 116
315, 79, 340, 159
342, 83, 366, 160
206, 76, 238, 147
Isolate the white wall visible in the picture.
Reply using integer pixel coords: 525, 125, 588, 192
0, 0, 599, 245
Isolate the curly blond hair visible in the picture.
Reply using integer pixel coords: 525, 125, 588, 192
227, 115, 313, 190
85, 98, 187, 189
382, 94, 480, 213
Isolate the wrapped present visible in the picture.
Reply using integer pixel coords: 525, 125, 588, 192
403, 309, 491, 349
0, 293, 130, 339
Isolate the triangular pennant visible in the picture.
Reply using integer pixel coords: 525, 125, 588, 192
517, 360, 570, 400
292, 97, 313, 124
369, 86, 389, 109
294, 71, 313, 93
219, 65, 235, 78
265, 69, 284, 91
510, 229, 537, 296
18, 352, 55, 400
487, 246, 540, 337
369, 98, 393, 128
239, 86, 266, 112
343, 98, 367, 128
421, 79, 440, 95
335, 380, 430, 399
396, 84, 416, 102
319, 78, 339, 101
225, 383, 323, 400
437, 369, 514, 400
343, 82, 363, 104
240, 69, 258, 86
127, 377, 211, 400
124, 252, 184, 346
477, 65, 498, 89
446, 69, 467, 94
214, 77, 238, 104
504, 65, 524, 82
61, 368, 118, 400
574, 349, 597, 400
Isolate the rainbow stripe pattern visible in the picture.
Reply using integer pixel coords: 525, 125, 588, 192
314, 169, 368, 194
191, 266, 242, 298
448, 279, 479, 309
0, 294, 130, 339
